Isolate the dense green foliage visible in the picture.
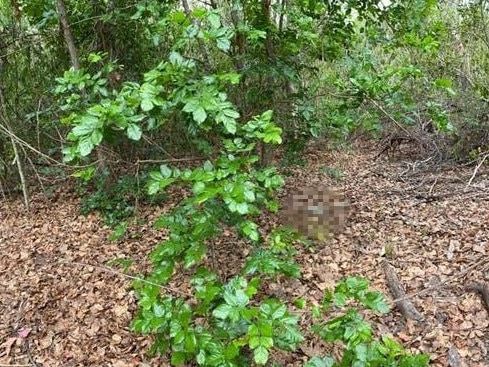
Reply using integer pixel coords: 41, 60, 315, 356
3, 0, 489, 364
2, 0, 489, 185
309, 277, 429, 367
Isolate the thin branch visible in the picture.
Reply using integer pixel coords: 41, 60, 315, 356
57, 0, 80, 70
0, 123, 62, 165
136, 157, 205, 164
368, 97, 413, 137
391, 254, 488, 304
54, 260, 192, 297
0, 89, 29, 210
180, 0, 212, 71
466, 153, 488, 187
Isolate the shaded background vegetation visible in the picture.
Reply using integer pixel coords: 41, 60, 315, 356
3, 0, 489, 200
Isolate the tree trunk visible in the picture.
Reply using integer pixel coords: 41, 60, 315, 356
0, 88, 29, 210
57, 0, 80, 70
57, 0, 110, 176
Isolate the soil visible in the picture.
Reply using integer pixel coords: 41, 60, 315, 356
1, 146, 489, 367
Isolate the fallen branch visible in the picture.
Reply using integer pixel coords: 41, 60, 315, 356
447, 345, 464, 367
467, 153, 488, 188
382, 260, 425, 322
465, 282, 489, 314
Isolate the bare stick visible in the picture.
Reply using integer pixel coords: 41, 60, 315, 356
0, 90, 29, 210
447, 345, 463, 367
467, 153, 488, 188
52, 260, 193, 298
383, 260, 425, 322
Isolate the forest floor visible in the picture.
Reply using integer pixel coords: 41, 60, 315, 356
1, 145, 489, 367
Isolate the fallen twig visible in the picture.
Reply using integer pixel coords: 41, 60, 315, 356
467, 153, 488, 188
447, 345, 464, 367
465, 282, 489, 314
383, 260, 425, 322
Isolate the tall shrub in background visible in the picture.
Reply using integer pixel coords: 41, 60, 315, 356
53, 2, 435, 365
57, 7, 302, 363
1, 0, 448, 194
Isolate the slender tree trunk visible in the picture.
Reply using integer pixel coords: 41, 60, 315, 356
57, 0, 110, 176
260, 0, 276, 166
181, 0, 212, 71
230, 0, 245, 71
57, 0, 80, 70
0, 88, 29, 210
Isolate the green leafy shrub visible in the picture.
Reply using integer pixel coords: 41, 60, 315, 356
307, 277, 430, 367
130, 108, 428, 365
131, 109, 295, 366
51, 5, 433, 366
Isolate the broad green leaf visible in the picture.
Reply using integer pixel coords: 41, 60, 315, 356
236, 202, 249, 214
253, 345, 269, 365
72, 115, 98, 136
185, 331, 197, 352
141, 98, 154, 111
212, 304, 233, 319
354, 343, 368, 362
256, 321, 273, 337
243, 186, 255, 201
147, 173, 175, 195
183, 99, 207, 123
127, 123, 142, 140
224, 343, 239, 359
208, 12, 220, 28
216, 37, 231, 51
184, 243, 206, 268
294, 298, 307, 310
62, 146, 76, 162
333, 292, 347, 307
78, 138, 94, 156
260, 110, 273, 121
193, 107, 207, 123
152, 302, 167, 318
193, 181, 206, 194
171, 11, 187, 23
169, 51, 184, 65
223, 108, 240, 119
170, 319, 183, 338
203, 160, 213, 171
87, 52, 103, 62
223, 288, 249, 307
192, 8, 207, 18
91, 129, 103, 145
434, 77, 452, 88
71, 167, 95, 181
241, 221, 259, 242
261, 302, 286, 320
196, 350, 206, 365
260, 336, 273, 348
160, 165, 173, 178
312, 306, 322, 318
218, 114, 237, 134
195, 189, 215, 204
247, 278, 260, 296
249, 334, 260, 349
263, 125, 283, 144
304, 356, 335, 367
170, 351, 187, 365
219, 73, 241, 84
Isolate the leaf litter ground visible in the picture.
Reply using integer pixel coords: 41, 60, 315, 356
1, 147, 489, 366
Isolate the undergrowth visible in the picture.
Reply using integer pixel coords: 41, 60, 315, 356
129, 113, 429, 366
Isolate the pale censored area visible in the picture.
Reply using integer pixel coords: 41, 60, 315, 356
282, 186, 349, 240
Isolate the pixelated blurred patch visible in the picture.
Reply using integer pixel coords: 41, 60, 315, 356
281, 185, 349, 240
